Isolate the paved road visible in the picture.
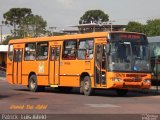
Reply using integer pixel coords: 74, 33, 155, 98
0, 78, 160, 120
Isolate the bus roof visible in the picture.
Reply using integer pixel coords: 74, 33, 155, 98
9, 31, 145, 44
9, 32, 108, 44
148, 36, 160, 43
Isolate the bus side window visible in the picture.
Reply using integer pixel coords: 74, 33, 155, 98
24, 43, 36, 61
8, 44, 13, 61
51, 48, 60, 61
62, 40, 77, 60
14, 50, 19, 62
36, 42, 48, 60
51, 49, 55, 61
78, 39, 94, 60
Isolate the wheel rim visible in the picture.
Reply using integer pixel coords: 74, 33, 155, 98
30, 79, 36, 89
84, 81, 89, 92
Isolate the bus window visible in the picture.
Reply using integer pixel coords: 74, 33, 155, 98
24, 43, 36, 61
51, 48, 56, 61
62, 40, 77, 60
102, 45, 107, 69
8, 44, 13, 61
14, 49, 22, 62
150, 43, 160, 73
14, 50, 19, 62
56, 48, 60, 60
153, 46, 160, 57
78, 39, 93, 60
36, 42, 48, 60
51, 47, 60, 61
77, 49, 86, 60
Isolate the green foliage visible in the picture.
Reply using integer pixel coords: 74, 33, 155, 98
126, 19, 160, 36
2, 35, 22, 45
3, 8, 47, 38
79, 10, 109, 24
126, 21, 144, 33
146, 19, 160, 36
18, 15, 47, 37
3, 8, 32, 28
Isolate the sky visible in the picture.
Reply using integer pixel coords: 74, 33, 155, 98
0, 0, 160, 34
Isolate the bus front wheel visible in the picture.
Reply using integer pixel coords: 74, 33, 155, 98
83, 76, 93, 96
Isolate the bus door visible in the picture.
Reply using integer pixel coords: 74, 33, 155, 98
49, 46, 60, 85
13, 48, 22, 84
95, 44, 106, 87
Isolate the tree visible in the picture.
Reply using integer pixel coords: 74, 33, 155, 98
2, 35, 21, 45
126, 19, 160, 36
146, 19, 160, 36
79, 10, 109, 24
18, 15, 47, 37
3, 8, 32, 35
3, 8, 47, 38
126, 21, 144, 33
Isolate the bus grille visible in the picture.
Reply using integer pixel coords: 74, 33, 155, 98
126, 74, 147, 77
124, 85, 141, 88
124, 78, 142, 82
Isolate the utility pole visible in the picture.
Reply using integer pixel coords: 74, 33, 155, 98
0, 25, 4, 44
49, 27, 57, 36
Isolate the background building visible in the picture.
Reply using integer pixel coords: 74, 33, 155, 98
0, 45, 8, 68
63, 23, 126, 34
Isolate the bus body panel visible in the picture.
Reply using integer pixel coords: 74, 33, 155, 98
59, 76, 80, 87
37, 76, 49, 86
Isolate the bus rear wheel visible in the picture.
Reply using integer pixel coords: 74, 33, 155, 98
83, 76, 93, 96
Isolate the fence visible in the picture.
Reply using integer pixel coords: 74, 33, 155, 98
0, 66, 6, 77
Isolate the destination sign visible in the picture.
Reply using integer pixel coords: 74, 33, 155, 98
120, 34, 141, 39
110, 33, 146, 43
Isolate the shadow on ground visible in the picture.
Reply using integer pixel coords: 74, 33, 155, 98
13, 87, 160, 98
0, 95, 9, 99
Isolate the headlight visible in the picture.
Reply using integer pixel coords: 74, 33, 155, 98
144, 79, 151, 83
112, 78, 123, 82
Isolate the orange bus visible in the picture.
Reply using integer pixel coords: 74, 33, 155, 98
6, 31, 151, 96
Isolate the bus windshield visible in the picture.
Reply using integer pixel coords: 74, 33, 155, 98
108, 33, 150, 72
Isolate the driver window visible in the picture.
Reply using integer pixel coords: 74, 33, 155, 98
116, 43, 131, 63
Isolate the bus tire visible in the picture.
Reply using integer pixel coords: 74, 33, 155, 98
83, 76, 93, 96
28, 75, 39, 92
80, 80, 84, 94
116, 89, 128, 96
